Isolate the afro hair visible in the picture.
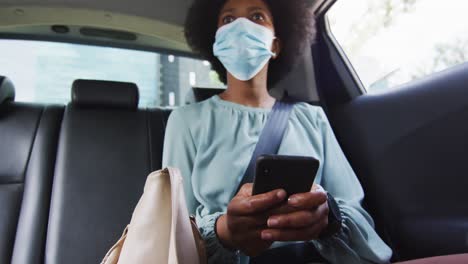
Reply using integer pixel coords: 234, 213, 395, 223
184, 0, 316, 87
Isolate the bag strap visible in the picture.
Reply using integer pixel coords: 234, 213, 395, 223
237, 99, 295, 191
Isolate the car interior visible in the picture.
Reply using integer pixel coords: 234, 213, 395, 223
1, 0, 467, 263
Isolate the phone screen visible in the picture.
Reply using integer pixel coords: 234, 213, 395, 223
252, 155, 319, 196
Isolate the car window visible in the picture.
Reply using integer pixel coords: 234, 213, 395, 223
327, 0, 468, 93
0, 39, 224, 107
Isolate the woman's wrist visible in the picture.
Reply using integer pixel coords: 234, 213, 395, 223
215, 214, 237, 251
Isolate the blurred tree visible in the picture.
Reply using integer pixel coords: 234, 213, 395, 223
383, 0, 418, 26
340, 0, 419, 54
329, 0, 468, 91
433, 40, 468, 70
412, 39, 468, 79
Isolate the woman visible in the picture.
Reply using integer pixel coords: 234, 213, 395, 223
162, 0, 392, 263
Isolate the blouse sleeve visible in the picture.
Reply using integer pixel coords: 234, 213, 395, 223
162, 109, 197, 212
312, 108, 393, 264
162, 109, 240, 264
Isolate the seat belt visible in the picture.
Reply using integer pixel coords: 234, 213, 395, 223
237, 98, 295, 191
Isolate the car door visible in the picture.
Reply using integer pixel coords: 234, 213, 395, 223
312, 0, 468, 261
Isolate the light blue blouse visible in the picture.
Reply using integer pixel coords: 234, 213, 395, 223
162, 95, 392, 264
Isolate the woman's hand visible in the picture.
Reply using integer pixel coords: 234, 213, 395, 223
261, 184, 329, 241
216, 183, 287, 256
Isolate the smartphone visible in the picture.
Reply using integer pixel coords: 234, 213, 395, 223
252, 155, 319, 196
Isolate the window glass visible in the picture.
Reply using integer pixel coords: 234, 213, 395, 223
327, 0, 468, 93
0, 40, 224, 107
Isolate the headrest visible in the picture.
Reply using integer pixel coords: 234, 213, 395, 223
192, 87, 225, 102
72, 79, 139, 109
0, 76, 15, 105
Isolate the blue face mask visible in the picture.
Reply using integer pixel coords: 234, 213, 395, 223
213, 17, 276, 81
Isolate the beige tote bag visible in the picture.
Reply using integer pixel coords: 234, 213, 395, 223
101, 167, 207, 264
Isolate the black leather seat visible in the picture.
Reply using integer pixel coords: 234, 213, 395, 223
0, 77, 172, 264
0, 76, 15, 104
44, 80, 171, 264
0, 76, 64, 264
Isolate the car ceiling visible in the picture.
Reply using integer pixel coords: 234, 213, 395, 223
0, 0, 326, 55
1, 0, 191, 26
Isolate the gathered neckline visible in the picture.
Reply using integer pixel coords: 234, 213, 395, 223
210, 95, 273, 113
